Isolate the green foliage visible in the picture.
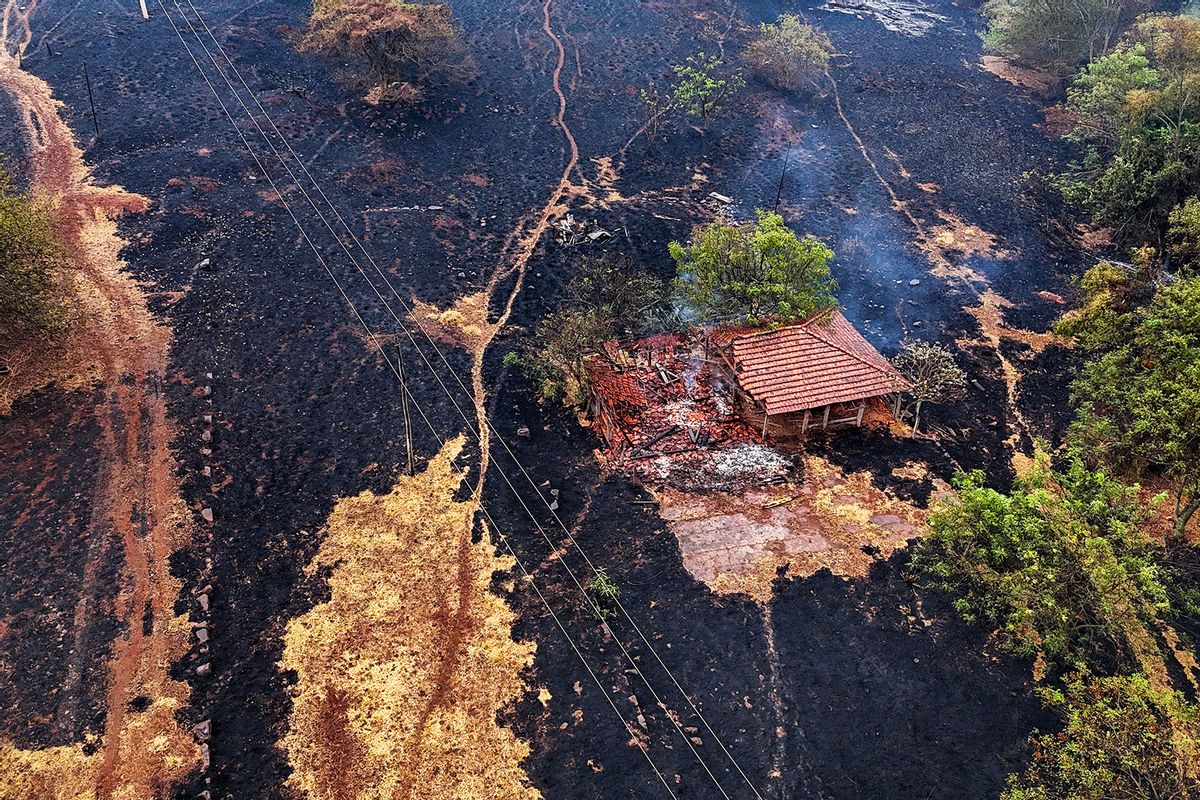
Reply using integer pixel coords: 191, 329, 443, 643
1063, 274, 1200, 538
1054, 16, 1200, 244
1168, 196, 1200, 273
0, 163, 72, 337
913, 459, 1167, 669
1002, 673, 1200, 800
670, 210, 837, 325
523, 255, 666, 405
669, 52, 745, 131
587, 569, 620, 620
981, 0, 1141, 77
743, 14, 833, 92
300, 0, 473, 105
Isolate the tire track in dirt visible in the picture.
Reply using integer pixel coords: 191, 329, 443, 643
0, 4, 198, 796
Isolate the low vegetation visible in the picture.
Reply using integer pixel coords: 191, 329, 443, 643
0, 163, 72, 338
743, 14, 833, 92
670, 209, 837, 325
518, 255, 666, 404
299, 0, 473, 105
981, 0, 1145, 78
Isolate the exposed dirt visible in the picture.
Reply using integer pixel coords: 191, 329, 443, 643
0, 0, 198, 796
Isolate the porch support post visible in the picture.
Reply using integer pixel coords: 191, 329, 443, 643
822, 404, 831, 428
802, 409, 810, 433
855, 401, 866, 427
762, 411, 769, 440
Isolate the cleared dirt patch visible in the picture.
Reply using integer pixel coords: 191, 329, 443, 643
656, 454, 930, 601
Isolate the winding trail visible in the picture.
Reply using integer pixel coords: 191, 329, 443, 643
0, 2, 197, 795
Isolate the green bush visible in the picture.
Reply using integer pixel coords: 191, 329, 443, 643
0, 163, 72, 337
743, 14, 833, 92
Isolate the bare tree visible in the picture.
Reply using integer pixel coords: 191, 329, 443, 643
892, 341, 967, 435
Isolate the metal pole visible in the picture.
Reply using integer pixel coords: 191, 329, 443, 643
139, 0, 150, 19
83, 62, 99, 138
396, 345, 414, 477
773, 147, 791, 214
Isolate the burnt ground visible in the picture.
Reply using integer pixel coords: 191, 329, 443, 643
0, 0, 1089, 796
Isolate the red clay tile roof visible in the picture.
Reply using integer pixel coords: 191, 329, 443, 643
722, 311, 908, 415
588, 358, 645, 408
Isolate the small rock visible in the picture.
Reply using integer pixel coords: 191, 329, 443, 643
201, 430, 212, 443
195, 627, 209, 644
202, 466, 211, 478
199, 742, 210, 770
202, 414, 212, 424
199, 447, 212, 456
689, 736, 703, 746
192, 719, 211, 742
196, 258, 211, 270
202, 386, 212, 397
516, 425, 530, 438
200, 508, 214, 524
196, 662, 212, 677
909, 279, 921, 286
198, 594, 210, 612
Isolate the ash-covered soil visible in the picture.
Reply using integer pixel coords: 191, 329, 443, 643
0, 0, 1086, 796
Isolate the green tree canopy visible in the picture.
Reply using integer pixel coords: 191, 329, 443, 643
669, 52, 745, 131
913, 459, 1167, 670
670, 210, 837, 325
1063, 273, 1200, 538
1055, 16, 1200, 245
0, 163, 71, 337
743, 14, 833, 92
981, 0, 1143, 78
1168, 196, 1200, 274
1002, 673, 1200, 800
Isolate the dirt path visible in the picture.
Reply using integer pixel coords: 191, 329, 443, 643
0, 3, 198, 796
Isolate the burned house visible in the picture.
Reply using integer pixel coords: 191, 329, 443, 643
586, 311, 906, 474
708, 310, 908, 437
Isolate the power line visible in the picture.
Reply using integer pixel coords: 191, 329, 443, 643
168, 5, 735, 793
176, 4, 768, 796
157, 6, 681, 797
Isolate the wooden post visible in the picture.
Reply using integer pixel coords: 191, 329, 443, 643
762, 411, 769, 441
396, 345, 414, 476
822, 404, 831, 428
855, 401, 865, 427
893, 394, 902, 417
83, 62, 99, 138
801, 409, 810, 434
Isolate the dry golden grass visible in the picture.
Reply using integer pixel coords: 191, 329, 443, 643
280, 438, 539, 800
410, 291, 494, 355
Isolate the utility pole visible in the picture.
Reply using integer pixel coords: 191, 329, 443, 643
83, 62, 99, 139
395, 345, 414, 477
773, 147, 791, 214
139, 0, 150, 19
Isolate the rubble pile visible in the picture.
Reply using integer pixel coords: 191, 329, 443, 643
588, 332, 797, 491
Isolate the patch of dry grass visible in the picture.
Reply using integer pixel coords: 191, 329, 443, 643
280, 438, 539, 800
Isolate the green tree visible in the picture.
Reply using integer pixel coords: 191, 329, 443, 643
1168, 196, 1200, 274
913, 458, 1168, 670
670, 210, 837, 324
1065, 274, 1200, 539
299, 0, 474, 105
669, 52, 745, 132
981, 0, 1141, 78
1003, 673, 1200, 800
1054, 16, 1200, 245
0, 163, 72, 337
743, 14, 833, 92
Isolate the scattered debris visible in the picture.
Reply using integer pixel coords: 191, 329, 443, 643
553, 213, 613, 246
